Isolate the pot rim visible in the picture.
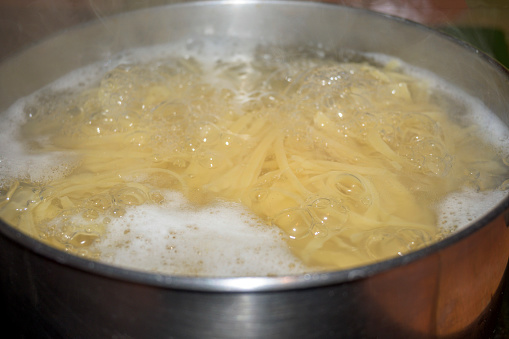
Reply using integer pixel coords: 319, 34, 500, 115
1, 0, 509, 293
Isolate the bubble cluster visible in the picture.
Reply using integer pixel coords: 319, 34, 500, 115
31, 182, 166, 254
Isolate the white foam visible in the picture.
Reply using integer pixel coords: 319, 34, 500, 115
92, 191, 308, 277
437, 188, 508, 232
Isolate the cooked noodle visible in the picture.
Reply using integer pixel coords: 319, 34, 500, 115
1, 47, 508, 272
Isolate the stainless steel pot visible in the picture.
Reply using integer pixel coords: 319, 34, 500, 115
1, 1, 509, 338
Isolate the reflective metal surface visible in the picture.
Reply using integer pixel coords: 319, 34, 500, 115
1, 1, 509, 337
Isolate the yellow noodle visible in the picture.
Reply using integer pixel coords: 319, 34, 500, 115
1, 53, 507, 272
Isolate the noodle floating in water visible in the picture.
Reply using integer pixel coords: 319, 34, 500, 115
0, 44, 508, 276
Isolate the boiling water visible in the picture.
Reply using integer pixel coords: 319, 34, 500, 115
0, 40, 508, 276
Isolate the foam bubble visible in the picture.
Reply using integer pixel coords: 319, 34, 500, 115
367, 52, 509, 155
437, 188, 508, 232
93, 191, 309, 277
0, 98, 76, 186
